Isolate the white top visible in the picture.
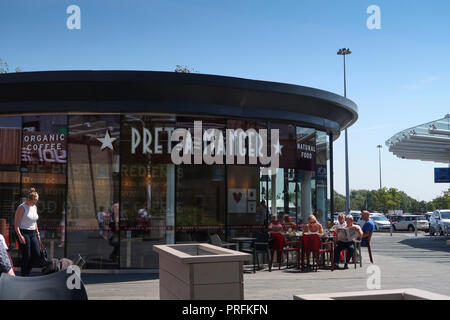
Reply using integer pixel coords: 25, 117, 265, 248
0, 234, 7, 250
97, 211, 108, 223
19, 202, 39, 230
333, 221, 347, 228
138, 208, 148, 218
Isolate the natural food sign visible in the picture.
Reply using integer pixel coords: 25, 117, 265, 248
22, 131, 67, 164
297, 141, 316, 171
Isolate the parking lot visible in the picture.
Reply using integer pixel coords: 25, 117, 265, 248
84, 232, 450, 299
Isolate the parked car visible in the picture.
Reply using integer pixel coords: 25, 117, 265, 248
429, 209, 450, 236
388, 215, 402, 223
392, 215, 429, 232
357, 213, 391, 231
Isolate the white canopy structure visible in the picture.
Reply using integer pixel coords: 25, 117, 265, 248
386, 114, 450, 164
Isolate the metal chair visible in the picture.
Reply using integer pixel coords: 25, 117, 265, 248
360, 231, 374, 264
283, 239, 302, 269
208, 233, 238, 250
240, 232, 270, 273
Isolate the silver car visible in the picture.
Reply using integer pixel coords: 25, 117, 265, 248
392, 215, 429, 232
429, 210, 450, 236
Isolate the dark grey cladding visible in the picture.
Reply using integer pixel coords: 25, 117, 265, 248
0, 71, 358, 140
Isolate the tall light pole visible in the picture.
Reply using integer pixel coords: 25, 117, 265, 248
377, 145, 382, 189
337, 48, 351, 213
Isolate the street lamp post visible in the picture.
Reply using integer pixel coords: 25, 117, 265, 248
337, 48, 352, 213
377, 145, 382, 189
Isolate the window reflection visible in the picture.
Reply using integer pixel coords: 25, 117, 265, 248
21, 115, 67, 261
67, 115, 120, 269
120, 114, 175, 268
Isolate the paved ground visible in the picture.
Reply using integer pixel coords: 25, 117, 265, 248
84, 232, 450, 299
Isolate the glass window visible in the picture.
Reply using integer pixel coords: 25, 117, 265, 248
120, 114, 176, 268
0, 116, 21, 258
174, 117, 226, 243
227, 166, 264, 238
315, 131, 329, 224
67, 115, 120, 269
176, 164, 225, 242
296, 126, 317, 223
21, 115, 67, 261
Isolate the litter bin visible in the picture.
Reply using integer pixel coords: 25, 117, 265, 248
153, 243, 251, 300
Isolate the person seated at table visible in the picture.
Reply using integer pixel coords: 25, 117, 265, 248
332, 215, 363, 269
360, 211, 375, 246
303, 214, 324, 235
333, 213, 347, 228
268, 215, 284, 267
282, 214, 297, 232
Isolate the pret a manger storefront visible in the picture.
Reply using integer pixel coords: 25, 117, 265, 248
0, 71, 358, 270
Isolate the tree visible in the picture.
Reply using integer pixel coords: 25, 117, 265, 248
0, 58, 9, 73
333, 191, 346, 212
431, 189, 450, 210
174, 65, 196, 73
0, 58, 21, 73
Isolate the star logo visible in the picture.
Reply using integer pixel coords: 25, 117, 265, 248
273, 139, 283, 156
97, 130, 117, 151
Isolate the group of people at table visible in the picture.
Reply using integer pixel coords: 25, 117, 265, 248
268, 210, 375, 270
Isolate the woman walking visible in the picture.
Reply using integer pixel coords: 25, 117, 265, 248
14, 188, 43, 276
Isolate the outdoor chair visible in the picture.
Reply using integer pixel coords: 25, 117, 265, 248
361, 231, 374, 264
0, 269, 88, 300
268, 234, 285, 271
240, 232, 270, 273
283, 239, 302, 269
208, 233, 238, 250
302, 233, 334, 272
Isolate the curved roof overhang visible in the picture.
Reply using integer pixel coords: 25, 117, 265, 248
386, 115, 450, 164
0, 71, 358, 140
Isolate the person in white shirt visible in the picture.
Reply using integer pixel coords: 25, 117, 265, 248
97, 206, 108, 237
333, 213, 347, 228
14, 188, 43, 277
332, 215, 363, 270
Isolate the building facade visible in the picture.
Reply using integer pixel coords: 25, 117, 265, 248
0, 71, 358, 269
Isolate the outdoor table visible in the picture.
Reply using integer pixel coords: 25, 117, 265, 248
231, 237, 256, 251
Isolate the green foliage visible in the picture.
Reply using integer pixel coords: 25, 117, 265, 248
176, 207, 220, 226
430, 189, 450, 210
333, 187, 449, 213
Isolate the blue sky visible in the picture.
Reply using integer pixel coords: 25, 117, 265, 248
1, 0, 449, 201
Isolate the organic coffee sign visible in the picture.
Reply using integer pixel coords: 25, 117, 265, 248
22, 131, 67, 164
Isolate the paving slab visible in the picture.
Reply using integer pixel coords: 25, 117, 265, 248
84, 233, 450, 300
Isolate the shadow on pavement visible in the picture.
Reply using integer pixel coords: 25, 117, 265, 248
399, 236, 450, 253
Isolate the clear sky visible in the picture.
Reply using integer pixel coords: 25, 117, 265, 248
0, 0, 449, 201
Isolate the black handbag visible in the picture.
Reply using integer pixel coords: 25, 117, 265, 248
39, 248, 51, 267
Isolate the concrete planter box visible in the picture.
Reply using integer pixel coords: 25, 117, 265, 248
294, 288, 450, 300
153, 243, 251, 300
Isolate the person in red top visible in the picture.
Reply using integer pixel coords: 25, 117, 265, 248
268, 215, 284, 267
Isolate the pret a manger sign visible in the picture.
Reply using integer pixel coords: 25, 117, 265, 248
130, 121, 281, 171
